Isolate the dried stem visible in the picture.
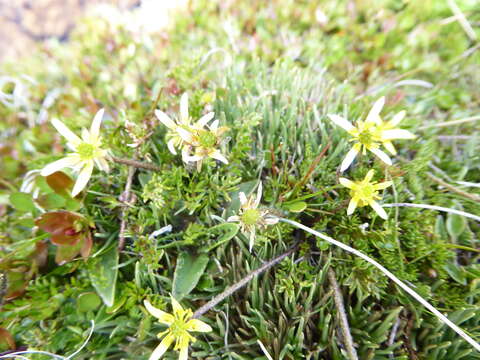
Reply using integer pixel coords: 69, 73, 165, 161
383, 203, 480, 222
192, 243, 299, 319
111, 156, 162, 172
118, 164, 136, 251
327, 268, 358, 360
426, 172, 480, 202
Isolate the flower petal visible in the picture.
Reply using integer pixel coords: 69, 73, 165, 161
178, 342, 189, 360
369, 148, 392, 166
254, 182, 262, 208
170, 296, 184, 314
184, 154, 204, 163
94, 156, 110, 173
155, 110, 176, 130
347, 198, 358, 215
51, 118, 82, 146
227, 215, 240, 222
197, 112, 215, 128
90, 108, 105, 142
328, 114, 355, 132
383, 141, 397, 155
209, 150, 228, 164
186, 319, 213, 333
389, 110, 406, 127
239, 192, 247, 206
41, 156, 80, 176
167, 139, 177, 155
374, 181, 393, 190
248, 229, 256, 252
340, 146, 359, 172
177, 128, 195, 144
71, 161, 94, 197
364, 169, 375, 182
366, 97, 385, 124
144, 300, 174, 325
339, 177, 354, 189
180, 93, 189, 123
368, 200, 388, 220
382, 129, 416, 140
149, 333, 174, 360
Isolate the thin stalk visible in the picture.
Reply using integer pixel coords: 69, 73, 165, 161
383, 203, 480, 222
426, 173, 480, 202
418, 115, 480, 130
111, 156, 162, 172
192, 243, 299, 319
328, 268, 358, 360
118, 164, 136, 251
279, 218, 480, 353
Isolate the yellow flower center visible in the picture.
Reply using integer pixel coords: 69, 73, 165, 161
241, 208, 261, 226
170, 317, 189, 338
77, 142, 96, 160
197, 130, 217, 148
358, 130, 374, 145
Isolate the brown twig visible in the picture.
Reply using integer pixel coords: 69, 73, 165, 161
427, 172, 480, 202
112, 156, 162, 172
328, 268, 358, 360
192, 243, 299, 319
117, 164, 136, 251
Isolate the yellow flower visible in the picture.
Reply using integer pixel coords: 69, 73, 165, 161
227, 183, 278, 251
339, 169, 392, 219
155, 93, 215, 159
328, 97, 414, 171
144, 298, 212, 360
41, 109, 110, 197
177, 118, 229, 171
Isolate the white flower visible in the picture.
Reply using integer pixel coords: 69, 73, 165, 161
328, 97, 415, 171
20, 170, 42, 198
227, 183, 278, 251
41, 109, 110, 197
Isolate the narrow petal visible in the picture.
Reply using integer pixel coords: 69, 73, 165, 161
366, 97, 385, 124
178, 342, 189, 360
155, 110, 176, 130
383, 141, 397, 155
227, 216, 240, 222
186, 319, 212, 333
209, 150, 228, 164
239, 192, 247, 206
82, 128, 91, 143
71, 161, 94, 197
94, 157, 110, 173
144, 300, 174, 325
90, 108, 105, 142
339, 177, 355, 189
254, 182, 263, 208
389, 110, 406, 127
328, 114, 355, 132
149, 334, 174, 360
382, 129, 416, 140
248, 229, 255, 252
167, 139, 177, 155
197, 113, 215, 128
374, 181, 393, 190
51, 118, 82, 146
177, 128, 195, 144
369, 200, 388, 219
364, 169, 375, 182
180, 93, 189, 123
340, 147, 359, 172
185, 154, 204, 163
347, 198, 358, 215
170, 296, 184, 314
369, 148, 392, 166
41, 156, 80, 176
209, 119, 219, 132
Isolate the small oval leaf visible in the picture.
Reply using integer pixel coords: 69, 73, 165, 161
172, 252, 209, 300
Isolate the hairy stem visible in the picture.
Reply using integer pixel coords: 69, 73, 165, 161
279, 218, 480, 352
328, 268, 358, 360
192, 243, 299, 319
111, 156, 162, 172
383, 203, 480, 222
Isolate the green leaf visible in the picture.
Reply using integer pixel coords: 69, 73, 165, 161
446, 212, 466, 239
172, 252, 209, 300
88, 246, 119, 307
9, 192, 36, 212
285, 201, 307, 213
205, 223, 239, 251
77, 292, 102, 312
444, 263, 466, 285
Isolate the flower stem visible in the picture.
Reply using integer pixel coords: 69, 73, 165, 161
192, 243, 299, 319
383, 203, 480, 222
111, 156, 162, 172
279, 217, 480, 353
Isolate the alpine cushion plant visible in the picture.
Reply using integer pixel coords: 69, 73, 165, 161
328, 97, 415, 171
339, 169, 392, 219
40, 109, 110, 196
227, 182, 279, 251
144, 298, 212, 360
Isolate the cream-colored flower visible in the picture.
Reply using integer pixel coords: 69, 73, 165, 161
227, 183, 278, 251
177, 119, 229, 171
339, 169, 392, 219
155, 93, 215, 159
144, 298, 212, 360
41, 109, 110, 197
328, 97, 414, 171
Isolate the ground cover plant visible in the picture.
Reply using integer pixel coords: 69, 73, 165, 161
1, 0, 479, 359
